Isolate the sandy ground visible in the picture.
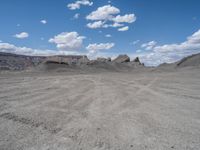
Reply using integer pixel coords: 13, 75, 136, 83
0, 68, 200, 150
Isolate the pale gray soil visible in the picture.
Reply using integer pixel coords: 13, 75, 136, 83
0, 68, 200, 150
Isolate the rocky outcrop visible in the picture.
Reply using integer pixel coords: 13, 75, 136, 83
97, 57, 111, 62
0, 53, 90, 70
113, 55, 130, 63
0, 52, 146, 71
77, 56, 90, 64
45, 55, 89, 65
0, 52, 45, 70
45, 56, 69, 65
131, 57, 143, 66
133, 57, 140, 63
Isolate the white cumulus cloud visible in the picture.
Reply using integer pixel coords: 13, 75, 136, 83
86, 43, 115, 53
105, 34, 112, 38
86, 5, 136, 31
111, 22, 124, 27
40, 20, 47, 24
138, 29, 200, 66
113, 14, 136, 23
131, 40, 140, 45
68, 0, 93, 10
14, 32, 29, 39
49, 32, 85, 51
73, 13, 80, 19
141, 41, 157, 50
0, 42, 84, 56
118, 26, 129, 31
0, 42, 57, 56
86, 5, 120, 21
87, 21, 105, 29
136, 49, 142, 53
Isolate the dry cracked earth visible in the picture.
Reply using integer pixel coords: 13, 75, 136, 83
0, 68, 200, 150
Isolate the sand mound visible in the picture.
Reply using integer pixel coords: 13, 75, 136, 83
157, 53, 200, 71
177, 53, 200, 67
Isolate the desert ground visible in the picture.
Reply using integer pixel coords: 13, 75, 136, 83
0, 67, 200, 150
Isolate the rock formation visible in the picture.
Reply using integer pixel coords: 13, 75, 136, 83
3, 52, 200, 71
45, 55, 89, 65
97, 57, 111, 62
133, 57, 140, 63
0, 52, 45, 70
130, 57, 143, 66
112, 55, 130, 63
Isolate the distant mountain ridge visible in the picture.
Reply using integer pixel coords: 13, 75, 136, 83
0, 52, 143, 71
0, 52, 199, 71
158, 53, 200, 70
0, 52, 46, 70
177, 53, 200, 67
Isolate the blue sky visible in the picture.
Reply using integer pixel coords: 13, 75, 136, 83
0, 0, 200, 65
